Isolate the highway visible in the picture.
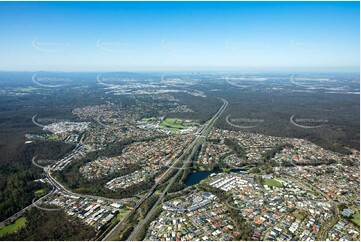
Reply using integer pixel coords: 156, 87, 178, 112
45, 166, 135, 204
124, 97, 228, 241
2, 98, 227, 240
0, 154, 135, 229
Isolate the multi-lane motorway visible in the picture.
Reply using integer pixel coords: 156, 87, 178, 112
102, 98, 228, 241
2, 98, 228, 240
124, 98, 228, 241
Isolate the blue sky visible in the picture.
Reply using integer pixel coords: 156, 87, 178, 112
0, 1, 359, 72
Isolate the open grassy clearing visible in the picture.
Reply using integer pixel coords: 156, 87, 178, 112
47, 135, 60, 141
110, 210, 129, 225
263, 178, 283, 188
141, 117, 157, 121
292, 211, 306, 220
0, 217, 27, 237
34, 189, 46, 197
351, 211, 360, 226
160, 118, 200, 130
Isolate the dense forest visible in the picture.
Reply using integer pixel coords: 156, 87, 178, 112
1, 208, 96, 240
0, 140, 75, 221
213, 87, 359, 153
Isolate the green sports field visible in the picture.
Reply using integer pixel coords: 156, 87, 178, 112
263, 178, 283, 188
160, 118, 200, 130
0, 217, 27, 237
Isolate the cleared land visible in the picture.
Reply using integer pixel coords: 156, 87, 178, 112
160, 118, 199, 130
48, 135, 60, 141
351, 211, 360, 226
264, 178, 283, 188
141, 117, 156, 121
0, 217, 27, 237
110, 210, 129, 225
34, 189, 46, 197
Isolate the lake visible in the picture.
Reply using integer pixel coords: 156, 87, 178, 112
184, 168, 248, 187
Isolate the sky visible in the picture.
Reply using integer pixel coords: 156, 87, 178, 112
0, 1, 359, 72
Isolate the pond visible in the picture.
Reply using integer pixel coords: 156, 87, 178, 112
184, 168, 248, 187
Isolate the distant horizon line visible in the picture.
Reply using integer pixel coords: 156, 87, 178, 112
0, 67, 359, 74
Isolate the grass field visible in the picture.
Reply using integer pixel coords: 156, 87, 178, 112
264, 178, 283, 188
34, 189, 46, 197
351, 211, 360, 226
110, 210, 129, 225
141, 117, 156, 121
160, 118, 200, 130
47, 135, 60, 141
0, 217, 27, 237
292, 211, 306, 220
